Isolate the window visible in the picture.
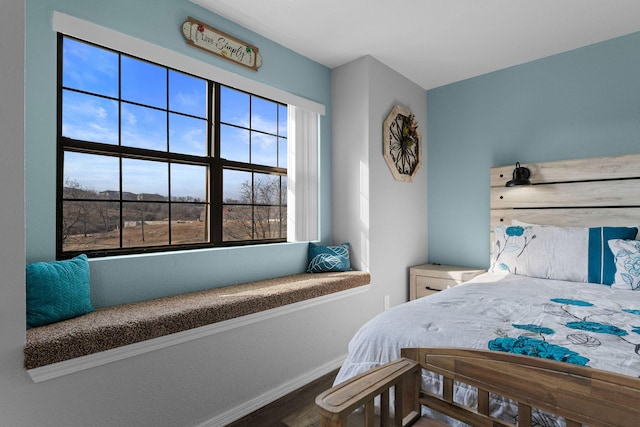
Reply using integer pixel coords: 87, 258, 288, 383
58, 35, 287, 258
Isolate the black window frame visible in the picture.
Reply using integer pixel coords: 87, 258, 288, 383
56, 34, 288, 259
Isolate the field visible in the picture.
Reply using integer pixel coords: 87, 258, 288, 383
63, 221, 208, 251
63, 217, 285, 252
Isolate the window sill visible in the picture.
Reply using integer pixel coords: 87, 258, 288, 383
25, 271, 371, 382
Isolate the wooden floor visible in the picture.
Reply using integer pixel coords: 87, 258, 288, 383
225, 367, 413, 427
225, 369, 338, 427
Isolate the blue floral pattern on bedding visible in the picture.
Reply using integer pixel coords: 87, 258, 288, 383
512, 324, 555, 335
489, 313, 595, 426
549, 298, 593, 306
565, 321, 628, 336
492, 226, 533, 273
489, 297, 640, 365
488, 336, 589, 365
485, 294, 640, 425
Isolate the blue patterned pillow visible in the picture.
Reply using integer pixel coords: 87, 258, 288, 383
491, 224, 638, 284
26, 254, 95, 328
307, 242, 352, 273
609, 239, 640, 290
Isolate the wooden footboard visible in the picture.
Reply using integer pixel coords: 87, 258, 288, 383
316, 347, 640, 427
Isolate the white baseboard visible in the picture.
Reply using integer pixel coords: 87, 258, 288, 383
196, 354, 346, 427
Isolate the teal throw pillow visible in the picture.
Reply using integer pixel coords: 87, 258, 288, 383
307, 242, 352, 273
26, 254, 94, 328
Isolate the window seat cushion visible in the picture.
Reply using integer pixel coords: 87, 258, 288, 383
24, 271, 371, 369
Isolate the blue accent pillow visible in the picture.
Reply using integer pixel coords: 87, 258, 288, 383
609, 239, 640, 290
26, 254, 95, 328
588, 227, 638, 284
307, 242, 352, 273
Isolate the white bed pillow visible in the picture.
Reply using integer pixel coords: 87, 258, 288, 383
491, 224, 638, 284
608, 239, 640, 290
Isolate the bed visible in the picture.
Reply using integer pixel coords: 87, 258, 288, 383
318, 154, 640, 426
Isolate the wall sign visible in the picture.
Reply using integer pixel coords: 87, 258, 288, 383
182, 17, 262, 71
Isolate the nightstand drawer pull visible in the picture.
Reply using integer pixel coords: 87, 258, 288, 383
424, 286, 438, 291
416, 276, 455, 291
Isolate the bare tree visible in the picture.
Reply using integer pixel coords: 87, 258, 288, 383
62, 178, 96, 241
254, 177, 280, 238
223, 175, 284, 241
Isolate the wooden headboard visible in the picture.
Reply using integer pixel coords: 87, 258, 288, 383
490, 153, 640, 232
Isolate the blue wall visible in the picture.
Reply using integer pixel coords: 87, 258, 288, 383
25, 0, 332, 307
27, 1, 640, 303
427, 32, 640, 269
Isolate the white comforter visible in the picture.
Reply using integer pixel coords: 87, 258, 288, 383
335, 272, 640, 424
335, 273, 640, 426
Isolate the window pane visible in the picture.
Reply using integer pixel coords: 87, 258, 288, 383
281, 176, 288, 204
281, 206, 287, 237
251, 132, 277, 166
251, 97, 277, 134
171, 163, 207, 202
169, 70, 207, 118
171, 203, 207, 244
254, 206, 284, 239
63, 38, 118, 97
64, 152, 119, 199
62, 200, 120, 251
169, 114, 207, 156
223, 205, 252, 241
220, 124, 249, 162
254, 173, 281, 205
122, 202, 169, 247
278, 137, 287, 168
62, 90, 118, 144
220, 86, 249, 126
122, 159, 168, 200
223, 169, 252, 203
121, 103, 167, 151
59, 36, 289, 255
278, 104, 288, 137
121, 56, 166, 108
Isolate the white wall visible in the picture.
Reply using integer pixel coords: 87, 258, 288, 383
2, 294, 370, 426
0, 0, 28, 421
332, 56, 428, 311
332, 57, 371, 272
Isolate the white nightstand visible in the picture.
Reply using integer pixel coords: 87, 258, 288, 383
409, 263, 486, 300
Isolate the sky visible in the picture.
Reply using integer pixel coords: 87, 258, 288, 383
61, 37, 287, 201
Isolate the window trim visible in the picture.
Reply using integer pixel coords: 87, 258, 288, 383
57, 35, 289, 258
52, 11, 323, 259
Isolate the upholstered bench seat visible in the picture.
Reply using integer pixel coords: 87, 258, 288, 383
24, 271, 370, 369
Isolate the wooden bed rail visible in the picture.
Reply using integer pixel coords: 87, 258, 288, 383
315, 357, 421, 427
316, 347, 640, 427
